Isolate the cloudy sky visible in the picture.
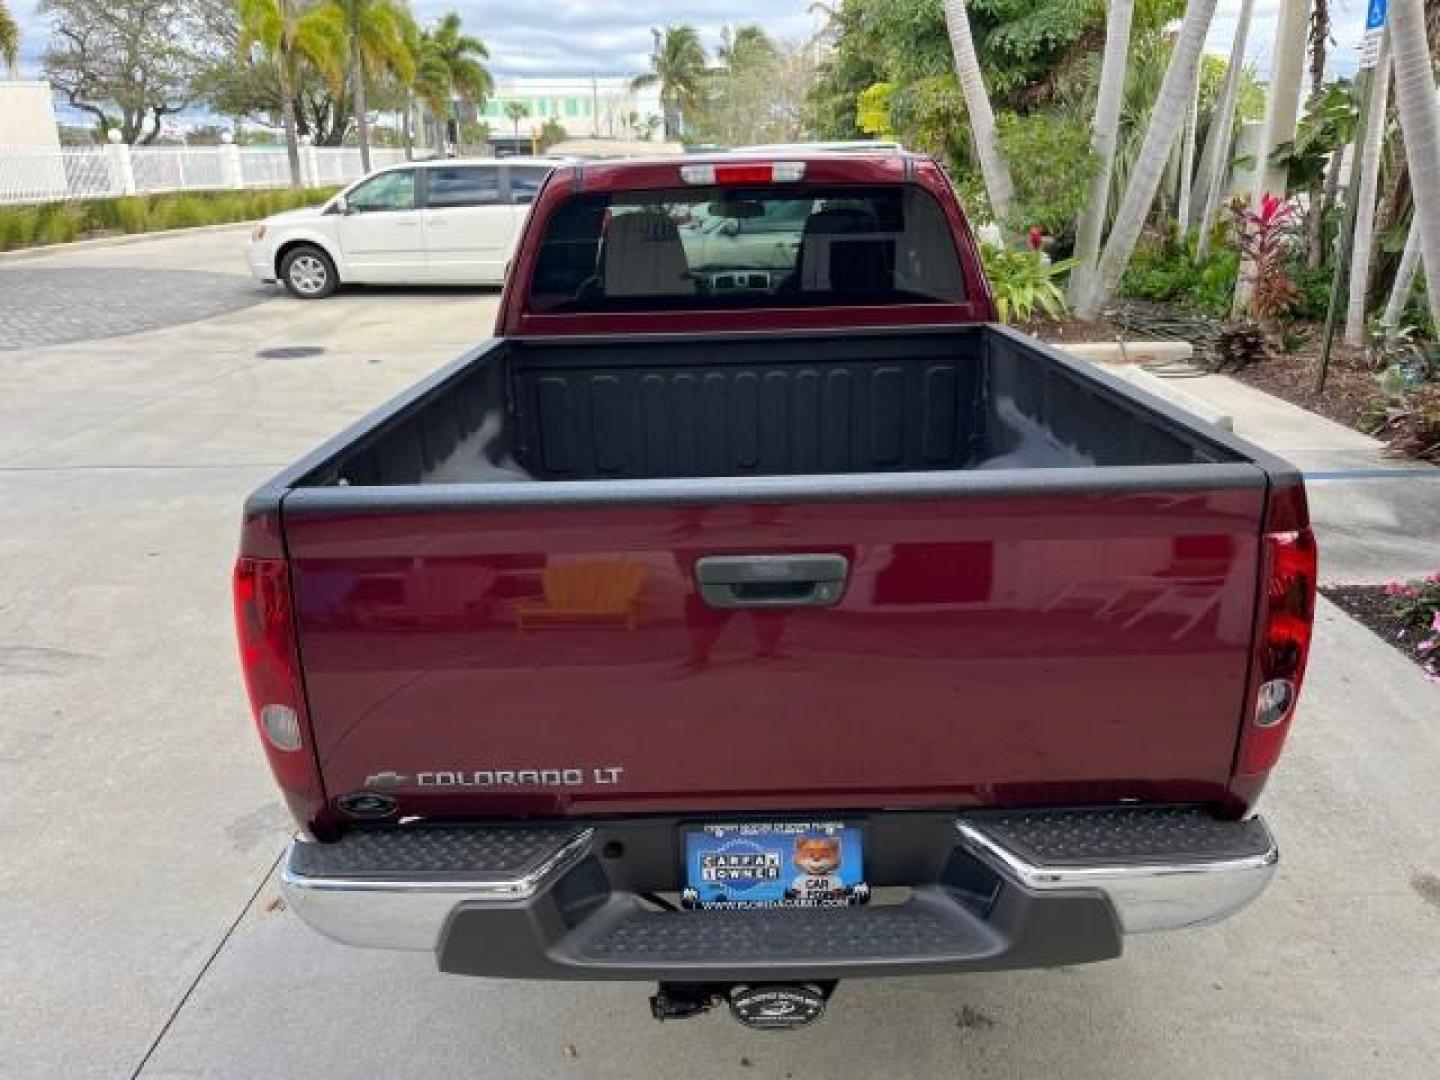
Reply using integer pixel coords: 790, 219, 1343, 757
6, 0, 1381, 82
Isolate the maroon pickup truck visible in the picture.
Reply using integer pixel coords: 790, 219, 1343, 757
235, 151, 1316, 1029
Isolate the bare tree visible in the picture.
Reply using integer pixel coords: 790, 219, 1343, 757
40, 0, 206, 143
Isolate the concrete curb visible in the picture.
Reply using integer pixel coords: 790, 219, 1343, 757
0, 220, 258, 262
1053, 340, 1194, 364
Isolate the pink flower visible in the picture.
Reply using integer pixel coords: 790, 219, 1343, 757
1432, 612, 1440, 632
1385, 580, 1405, 596
1419, 638, 1437, 653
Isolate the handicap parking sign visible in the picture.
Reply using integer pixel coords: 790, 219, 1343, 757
1367, 0, 1387, 31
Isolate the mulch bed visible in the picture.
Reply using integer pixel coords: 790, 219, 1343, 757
1019, 315, 1128, 344
1322, 585, 1439, 682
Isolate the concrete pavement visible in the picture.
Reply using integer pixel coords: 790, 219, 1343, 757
2, 228, 1438, 1079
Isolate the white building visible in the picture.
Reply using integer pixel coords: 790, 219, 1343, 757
0, 81, 63, 148
478, 76, 664, 148
0, 82, 67, 202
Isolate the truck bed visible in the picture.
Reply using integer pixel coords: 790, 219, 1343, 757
290, 326, 1240, 489
252, 325, 1295, 825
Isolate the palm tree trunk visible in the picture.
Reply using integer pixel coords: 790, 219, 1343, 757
941, 0, 1013, 226
1345, 33, 1392, 346
1382, 220, 1422, 340
1234, 0, 1310, 315
1390, 0, 1440, 332
1177, 61, 1201, 236
278, 58, 303, 189
1069, 0, 1135, 310
403, 93, 413, 161
1075, 0, 1219, 322
352, 36, 371, 172
1196, 0, 1256, 260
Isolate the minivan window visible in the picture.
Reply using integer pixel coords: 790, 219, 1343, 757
426, 166, 501, 208
347, 170, 416, 212
528, 185, 965, 313
509, 166, 551, 205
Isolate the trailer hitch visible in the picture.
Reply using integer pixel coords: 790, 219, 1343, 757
650, 982, 836, 1030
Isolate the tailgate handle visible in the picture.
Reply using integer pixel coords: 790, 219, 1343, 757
695, 554, 848, 609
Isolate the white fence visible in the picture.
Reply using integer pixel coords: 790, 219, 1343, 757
0, 144, 412, 206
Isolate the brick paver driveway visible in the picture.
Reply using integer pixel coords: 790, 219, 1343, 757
0, 266, 268, 349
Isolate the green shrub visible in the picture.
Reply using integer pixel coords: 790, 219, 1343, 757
0, 186, 339, 251
981, 242, 1077, 323
1118, 236, 1239, 318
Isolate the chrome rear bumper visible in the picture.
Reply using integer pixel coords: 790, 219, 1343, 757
955, 813, 1277, 933
278, 808, 1276, 969
280, 827, 594, 950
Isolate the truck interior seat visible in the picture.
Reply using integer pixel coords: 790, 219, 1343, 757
601, 211, 696, 298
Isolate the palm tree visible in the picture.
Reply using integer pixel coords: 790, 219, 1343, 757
718, 25, 777, 69
238, 0, 345, 188
1388, 0, 1440, 331
504, 100, 529, 145
1195, 0, 1256, 260
424, 13, 492, 155
631, 26, 707, 141
1234, 0, 1310, 314
1382, 223, 1422, 340
326, 0, 414, 172
410, 24, 450, 156
1345, 33, 1392, 346
1176, 60, 1201, 235
1074, 0, 1219, 322
1069, 0, 1135, 310
1, 0, 19, 75
941, 0, 1013, 227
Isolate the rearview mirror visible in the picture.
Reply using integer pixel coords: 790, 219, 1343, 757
328, 195, 350, 215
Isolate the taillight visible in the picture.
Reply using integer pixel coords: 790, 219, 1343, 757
234, 556, 327, 829
1237, 501, 1317, 775
680, 161, 806, 185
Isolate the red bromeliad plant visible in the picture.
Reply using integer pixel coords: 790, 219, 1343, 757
1233, 193, 1301, 324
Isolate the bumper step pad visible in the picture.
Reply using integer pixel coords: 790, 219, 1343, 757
579, 893, 990, 964
962, 807, 1274, 868
288, 824, 587, 881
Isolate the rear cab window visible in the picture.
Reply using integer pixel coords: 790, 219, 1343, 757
528, 184, 965, 313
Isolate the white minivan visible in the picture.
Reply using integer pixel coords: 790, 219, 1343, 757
246, 157, 561, 298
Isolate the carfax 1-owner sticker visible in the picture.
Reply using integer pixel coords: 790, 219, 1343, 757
682, 822, 870, 909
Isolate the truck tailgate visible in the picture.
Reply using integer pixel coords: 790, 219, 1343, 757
283, 474, 1266, 817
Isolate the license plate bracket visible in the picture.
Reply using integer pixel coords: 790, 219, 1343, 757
681, 821, 868, 909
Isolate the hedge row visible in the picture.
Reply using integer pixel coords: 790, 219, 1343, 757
0, 187, 340, 252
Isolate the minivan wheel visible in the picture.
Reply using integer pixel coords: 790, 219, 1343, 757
280, 245, 338, 299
